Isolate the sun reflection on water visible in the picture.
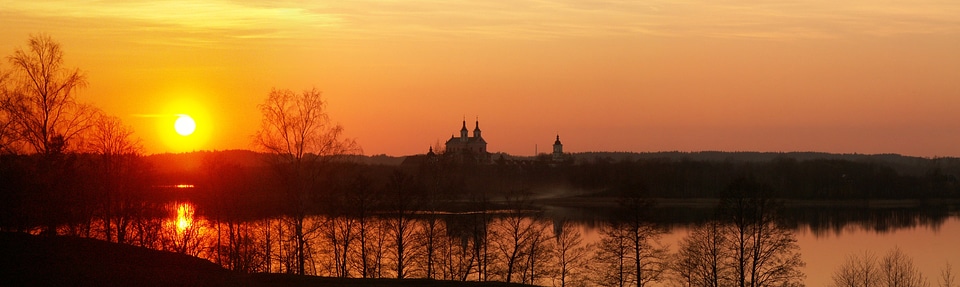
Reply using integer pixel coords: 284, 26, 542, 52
174, 202, 194, 233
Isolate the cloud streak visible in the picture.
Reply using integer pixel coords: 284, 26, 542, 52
302, 0, 960, 40
3, 0, 340, 46
4, 0, 959, 44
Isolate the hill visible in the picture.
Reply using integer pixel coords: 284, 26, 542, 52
0, 232, 535, 287
0, 232, 236, 287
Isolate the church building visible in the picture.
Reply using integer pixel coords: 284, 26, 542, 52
445, 119, 489, 162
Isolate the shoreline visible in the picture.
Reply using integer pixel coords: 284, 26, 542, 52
539, 196, 960, 209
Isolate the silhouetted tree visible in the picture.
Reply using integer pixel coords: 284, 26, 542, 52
87, 113, 143, 243
368, 218, 390, 278
415, 211, 446, 279
200, 154, 266, 273
325, 214, 356, 277
553, 221, 591, 287
520, 219, 553, 285
439, 225, 472, 281
384, 171, 421, 278
941, 262, 957, 287
673, 220, 732, 287
592, 222, 631, 287
254, 87, 360, 275
2, 34, 96, 235
831, 248, 931, 287
0, 68, 16, 154
831, 251, 880, 287
339, 173, 380, 278
620, 193, 668, 287
881, 247, 929, 287
3, 34, 94, 155
722, 177, 805, 287
490, 194, 553, 284
415, 155, 454, 280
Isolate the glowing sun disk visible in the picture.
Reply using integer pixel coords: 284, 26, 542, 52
174, 115, 196, 136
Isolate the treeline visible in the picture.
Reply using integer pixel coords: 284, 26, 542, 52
115, 149, 960, 225
560, 156, 960, 200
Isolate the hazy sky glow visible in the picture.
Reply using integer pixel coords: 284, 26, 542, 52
2, 0, 959, 156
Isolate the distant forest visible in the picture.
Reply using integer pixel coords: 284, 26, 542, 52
3, 149, 958, 231
149, 149, 960, 203
150, 149, 960, 215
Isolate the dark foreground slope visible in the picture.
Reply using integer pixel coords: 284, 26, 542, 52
0, 232, 236, 287
0, 232, 533, 287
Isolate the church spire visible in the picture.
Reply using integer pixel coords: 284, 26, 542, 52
553, 134, 563, 161
473, 117, 482, 138
460, 118, 468, 140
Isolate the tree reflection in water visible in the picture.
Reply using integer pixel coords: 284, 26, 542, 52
40, 200, 959, 286
161, 202, 208, 257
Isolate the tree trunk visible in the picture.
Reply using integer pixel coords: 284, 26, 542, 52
296, 215, 306, 275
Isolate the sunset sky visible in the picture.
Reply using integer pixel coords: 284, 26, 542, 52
2, 0, 959, 156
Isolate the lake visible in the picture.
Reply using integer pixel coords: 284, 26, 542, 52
158, 201, 960, 286
549, 201, 960, 286
795, 214, 960, 287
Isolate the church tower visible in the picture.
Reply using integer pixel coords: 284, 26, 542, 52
473, 119, 482, 138
460, 120, 469, 142
552, 134, 563, 162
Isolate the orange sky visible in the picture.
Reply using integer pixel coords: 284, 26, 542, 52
2, 1, 959, 156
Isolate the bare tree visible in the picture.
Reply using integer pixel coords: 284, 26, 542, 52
608, 187, 669, 287
340, 174, 379, 278
415, 155, 453, 280
87, 113, 143, 243
369, 218, 390, 278
492, 204, 532, 282
254, 87, 360, 275
831, 248, 931, 287
553, 221, 591, 287
0, 68, 18, 154
674, 220, 732, 287
200, 155, 267, 273
626, 219, 668, 287
434, 224, 471, 281
385, 171, 421, 279
87, 113, 140, 156
416, 212, 445, 279
326, 215, 357, 277
520, 219, 553, 285
722, 177, 805, 287
2, 34, 97, 235
3, 34, 94, 155
941, 261, 957, 287
592, 222, 632, 287
881, 247, 929, 287
831, 251, 880, 287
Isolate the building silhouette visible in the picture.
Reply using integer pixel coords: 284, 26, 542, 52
552, 134, 564, 162
444, 119, 489, 163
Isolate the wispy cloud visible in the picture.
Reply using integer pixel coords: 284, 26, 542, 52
4, 0, 959, 44
316, 0, 960, 40
3, 0, 341, 46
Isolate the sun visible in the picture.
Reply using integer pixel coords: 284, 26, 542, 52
174, 114, 196, 136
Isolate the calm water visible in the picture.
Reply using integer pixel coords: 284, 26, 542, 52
795, 216, 960, 287
163, 201, 960, 286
